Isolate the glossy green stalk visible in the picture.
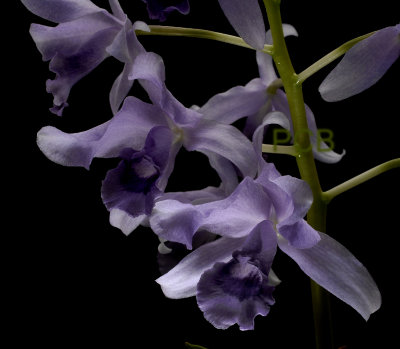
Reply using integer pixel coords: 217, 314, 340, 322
263, 1, 333, 348
262, 144, 298, 156
323, 158, 400, 202
136, 26, 273, 54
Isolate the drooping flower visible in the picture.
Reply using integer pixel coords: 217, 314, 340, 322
142, 0, 190, 21
127, 51, 259, 181
198, 25, 344, 163
151, 158, 381, 328
21, 0, 149, 115
37, 50, 258, 234
319, 24, 400, 102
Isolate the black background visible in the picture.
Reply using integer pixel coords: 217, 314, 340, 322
9, 1, 399, 348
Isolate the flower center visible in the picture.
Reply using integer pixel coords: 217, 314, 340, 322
121, 155, 160, 194
221, 260, 263, 302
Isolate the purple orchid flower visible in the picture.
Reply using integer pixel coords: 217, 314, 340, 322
127, 51, 259, 182
37, 50, 257, 234
150, 154, 381, 329
37, 94, 182, 234
319, 24, 400, 102
197, 25, 344, 163
142, 0, 190, 22
21, 0, 150, 115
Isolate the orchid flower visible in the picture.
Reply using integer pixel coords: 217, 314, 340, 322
150, 133, 381, 328
36, 48, 258, 234
20, 0, 396, 343
142, 0, 190, 21
319, 24, 400, 102
198, 25, 344, 163
21, 0, 149, 115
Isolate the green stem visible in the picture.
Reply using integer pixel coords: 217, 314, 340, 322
185, 342, 208, 349
136, 25, 273, 54
263, 1, 334, 348
297, 31, 375, 84
323, 158, 400, 203
262, 144, 298, 156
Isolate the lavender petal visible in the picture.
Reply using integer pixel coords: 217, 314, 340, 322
218, 0, 266, 50
319, 25, 400, 102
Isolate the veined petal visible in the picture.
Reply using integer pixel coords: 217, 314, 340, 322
156, 236, 247, 299
37, 97, 167, 168
277, 219, 320, 249
106, 21, 149, 63
108, 0, 126, 21
197, 178, 272, 239
29, 12, 122, 115
150, 178, 272, 248
254, 161, 295, 223
319, 24, 400, 102
256, 51, 277, 87
254, 162, 319, 249
252, 111, 291, 156
159, 186, 226, 205
183, 120, 258, 178
271, 175, 313, 221
218, 0, 266, 50
129, 51, 166, 88
198, 78, 267, 124
37, 123, 107, 169
129, 52, 201, 126
107, 22, 149, 113
278, 233, 381, 320
149, 127, 182, 191
29, 13, 120, 62
150, 200, 204, 249
109, 62, 135, 115
21, 0, 102, 23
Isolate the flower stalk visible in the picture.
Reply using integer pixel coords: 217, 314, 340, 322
263, 0, 334, 348
323, 158, 400, 203
262, 144, 298, 156
136, 25, 273, 54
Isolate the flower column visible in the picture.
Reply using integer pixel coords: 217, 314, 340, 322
262, 1, 333, 348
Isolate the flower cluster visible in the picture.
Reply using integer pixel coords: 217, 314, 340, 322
21, 0, 396, 330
